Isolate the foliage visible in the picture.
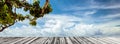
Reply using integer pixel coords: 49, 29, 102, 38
0, 0, 52, 32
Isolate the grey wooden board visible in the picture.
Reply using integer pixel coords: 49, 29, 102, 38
0, 37, 120, 44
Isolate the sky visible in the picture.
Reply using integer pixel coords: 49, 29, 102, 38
0, 0, 120, 37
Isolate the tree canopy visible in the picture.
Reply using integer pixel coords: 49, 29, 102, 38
0, 0, 52, 32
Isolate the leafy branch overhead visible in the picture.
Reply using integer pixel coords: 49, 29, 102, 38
0, 0, 52, 32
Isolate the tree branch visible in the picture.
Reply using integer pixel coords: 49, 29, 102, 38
41, 0, 49, 15
0, 21, 16, 32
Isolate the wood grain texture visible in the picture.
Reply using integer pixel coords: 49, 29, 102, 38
0, 37, 120, 44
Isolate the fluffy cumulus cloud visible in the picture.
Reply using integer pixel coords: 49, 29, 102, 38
96, 20, 120, 36
0, 14, 120, 37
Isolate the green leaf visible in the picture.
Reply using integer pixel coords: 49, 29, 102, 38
3, 4, 8, 11
30, 20, 37, 26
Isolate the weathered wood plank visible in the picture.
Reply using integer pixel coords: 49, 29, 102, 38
0, 37, 120, 44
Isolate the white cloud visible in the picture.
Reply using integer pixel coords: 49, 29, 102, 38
64, 4, 120, 11
0, 14, 120, 37
73, 10, 96, 17
100, 14, 120, 19
63, 24, 98, 36
96, 20, 120, 36
63, 0, 120, 11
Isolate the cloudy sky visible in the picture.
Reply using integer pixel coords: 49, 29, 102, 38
0, 0, 120, 37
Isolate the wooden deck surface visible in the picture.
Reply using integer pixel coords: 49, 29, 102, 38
0, 37, 120, 44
